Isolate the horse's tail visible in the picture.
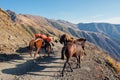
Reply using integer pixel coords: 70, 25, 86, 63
28, 44, 33, 50
28, 40, 35, 51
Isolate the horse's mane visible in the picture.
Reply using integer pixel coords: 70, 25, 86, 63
75, 38, 86, 42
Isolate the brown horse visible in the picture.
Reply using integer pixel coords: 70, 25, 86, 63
59, 34, 86, 59
28, 38, 51, 59
59, 34, 86, 76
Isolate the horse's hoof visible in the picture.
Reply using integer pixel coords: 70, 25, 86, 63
71, 69, 73, 72
61, 74, 64, 77
61, 57, 64, 60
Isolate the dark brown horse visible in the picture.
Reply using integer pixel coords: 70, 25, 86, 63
59, 34, 86, 59
59, 34, 86, 76
28, 38, 51, 59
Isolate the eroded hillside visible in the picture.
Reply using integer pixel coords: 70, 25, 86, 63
0, 9, 33, 53
0, 9, 65, 53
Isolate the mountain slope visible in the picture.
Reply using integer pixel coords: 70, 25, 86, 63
0, 8, 119, 61
0, 8, 33, 53
77, 23, 120, 41
77, 23, 120, 60
6, 10, 64, 36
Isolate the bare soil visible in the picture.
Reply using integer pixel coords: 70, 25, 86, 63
0, 43, 120, 80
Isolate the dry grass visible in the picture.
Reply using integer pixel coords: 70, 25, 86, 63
106, 55, 120, 74
97, 51, 120, 74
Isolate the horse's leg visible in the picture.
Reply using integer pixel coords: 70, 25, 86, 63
29, 51, 32, 58
34, 47, 40, 59
46, 43, 51, 57
78, 55, 81, 68
62, 61, 67, 77
67, 58, 73, 72
75, 56, 79, 68
68, 62, 73, 72
29, 48, 32, 57
61, 46, 66, 60
48, 46, 51, 57
29, 45, 33, 58
82, 44, 86, 55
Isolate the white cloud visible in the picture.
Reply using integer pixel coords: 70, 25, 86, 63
56, 12, 120, 24
98, 17, 120, 24
87, 17, 120, 24
76, 17, 120, 24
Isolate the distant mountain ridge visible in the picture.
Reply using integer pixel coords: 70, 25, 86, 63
77, 23, 120, 40
77, 23, 120, 60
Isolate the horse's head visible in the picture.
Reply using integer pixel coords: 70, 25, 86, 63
59, 34, 68, 44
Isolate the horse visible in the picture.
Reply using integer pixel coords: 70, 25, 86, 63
59, 34, 86, 59
28, 38, 51, 59
59, 34, 86, 76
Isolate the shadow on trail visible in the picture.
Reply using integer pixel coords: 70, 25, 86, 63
0, 53, 23, 62
2, 56, 62, 76
16, 46, 29, 53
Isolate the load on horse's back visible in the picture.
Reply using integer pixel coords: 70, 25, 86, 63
28, 33, 53, 59
40, 34, 47, 40
35, 33, 53, 44
35, 34, 41, 39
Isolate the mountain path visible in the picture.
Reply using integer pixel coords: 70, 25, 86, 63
0, 43, 120, 80
0, 43, 65, 80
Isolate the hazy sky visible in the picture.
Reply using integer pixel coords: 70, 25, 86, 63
0, 0, 120, 24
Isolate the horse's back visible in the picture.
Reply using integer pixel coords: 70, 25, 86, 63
34, 38, 43, 48
29, 38, 43, 48
66, 42, 84, 57
66, 43, 77, 57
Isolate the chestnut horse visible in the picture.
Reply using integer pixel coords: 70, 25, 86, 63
59, 34, 86, 76
28, 38, 51, 59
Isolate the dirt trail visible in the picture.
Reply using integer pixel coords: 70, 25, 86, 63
0, 43, 120, 80
0, 43, 65, 80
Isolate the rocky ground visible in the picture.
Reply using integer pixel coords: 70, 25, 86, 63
0, 42, 120, 80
